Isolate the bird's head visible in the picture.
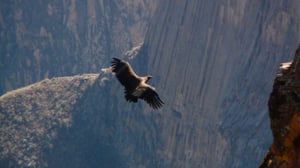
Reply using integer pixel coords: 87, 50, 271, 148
145, 75, 152, 83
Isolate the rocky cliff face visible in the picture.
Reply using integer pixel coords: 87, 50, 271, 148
259, 46, 300, 168
0, 74, 99, 167
142, 0, 300, 167
0, 71, 163, 168
1, 0, 300, 168
0, 0, 157, 95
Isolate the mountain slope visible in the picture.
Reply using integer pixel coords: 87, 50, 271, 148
0, 71, 163, 168
0, 0, 157, 95
0, 74, 99, 167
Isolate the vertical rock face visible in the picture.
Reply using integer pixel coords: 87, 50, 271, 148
259, 46, 300, 168
0, 0, 157, 95
141, 0, 300, 167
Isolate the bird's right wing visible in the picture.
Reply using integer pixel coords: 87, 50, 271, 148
111, 58, 141, 90
140, 87, 164, 109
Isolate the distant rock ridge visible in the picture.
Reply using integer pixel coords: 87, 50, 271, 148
0, 74, 99, 167
0, 0, 157, 95
0, 69, 161, 168
259, 46, 300, 168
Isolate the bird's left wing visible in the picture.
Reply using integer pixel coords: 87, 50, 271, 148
111, 58, 140, 90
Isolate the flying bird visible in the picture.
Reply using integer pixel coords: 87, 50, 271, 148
111, 58, 164, 109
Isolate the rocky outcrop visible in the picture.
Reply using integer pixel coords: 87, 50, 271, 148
0, 74, 99, 167
259, 46, 300, 168
0, 69, 166, 167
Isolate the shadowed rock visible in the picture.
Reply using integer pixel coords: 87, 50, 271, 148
259, 46, 300, 168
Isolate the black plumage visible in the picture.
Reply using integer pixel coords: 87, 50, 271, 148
111, 58, 164, 109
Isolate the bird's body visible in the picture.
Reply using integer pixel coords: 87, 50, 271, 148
111, 58, 164, 109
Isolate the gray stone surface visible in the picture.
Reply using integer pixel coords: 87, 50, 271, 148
142, 0, 300, 167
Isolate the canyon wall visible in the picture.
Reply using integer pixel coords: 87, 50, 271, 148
1, 0, 300, 168
0, 0, 157, 95
142, 0, 300, 167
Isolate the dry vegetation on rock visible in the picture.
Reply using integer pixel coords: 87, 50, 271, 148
0, 74, 98, 167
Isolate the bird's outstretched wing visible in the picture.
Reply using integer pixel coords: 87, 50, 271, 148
124, 89, 138, 102
111, 58, 164, 109
111, 58, 141, 90
140, 87, 164, 109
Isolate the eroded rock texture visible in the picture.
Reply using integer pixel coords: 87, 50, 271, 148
0, 74, 99, 167
259, 46, 300, 168
0, 71, 162, 168
142, 0, 300, 167
0, 0, 157, 95
1, 0, 300, 168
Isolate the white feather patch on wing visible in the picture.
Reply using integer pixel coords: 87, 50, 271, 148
131, 87, 146, 97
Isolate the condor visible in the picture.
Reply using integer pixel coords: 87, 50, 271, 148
111, 58, 164, 109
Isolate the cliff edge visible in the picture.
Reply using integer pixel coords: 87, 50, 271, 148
260, 46, 300, 168
0, 74, 99, 167
0, 69, 162, 168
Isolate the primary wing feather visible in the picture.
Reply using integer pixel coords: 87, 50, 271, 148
140, 87, 164, 109
111, 58, 141, 90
